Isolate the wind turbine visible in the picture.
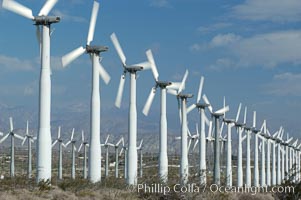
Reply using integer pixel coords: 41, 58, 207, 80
275, 127, 284, 184
78, 130, 89, 179
234, 106, 247, 187
0, 117, 23, 178
251, 111, 265, 187
142, 49, 182, 183
185, 76, 209, 185
2, 0, 59, 182
110, 32, 150, 185
62, 1, 110, 183
101, 135, 114, 178
284, 134, 293, 180
168, 70, 192, 185
243, 107, 253, 188
268, 128, 280, 185
119, 139, 128, 179
137, 139, 144, 178
222, 102, 242, 187
111, 137, 123, 178
22, 121, 36, 179
52, 126, 65, 180
65, 128, 77, 179
202, 94, 229, 185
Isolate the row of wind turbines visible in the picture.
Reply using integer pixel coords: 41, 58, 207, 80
1, 0, 301, 187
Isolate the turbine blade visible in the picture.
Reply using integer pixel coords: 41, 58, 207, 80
119, 148, 124, 156
193, 139, 198, 151
142, 87, 156, 116
78, 143, 83, 152
2, 0, 34, 19
14, 133, 24, 140
220, 122, 224, 136
116, 137, 123, 146
187, 104, 196, 114
0, 133, 10, 144
21, 137, 27, 146
215, 106, 229, 115
86, 1, 99, 45
235, 103, 242, 123
146, 49, 159, 81
26, 120, 29, 135
223, 96, 226, 119
71, 128, 75, 140
207, 120, 213, 138
105, 135, 110, 144
243, 106, 247, 124
253, 111, 256, 128
202, 94, 213, 113
115, 74, 126, 108
178, 98, 182, 124
81, 130, 84, 142
62, 46, 85, 67
9, 117, 13, 132
196, 123, 199, 135
97, 59, 111, 84
197, 76, 204, 103
167, 89, 178, 96
58, 126, 61, 139
110, 33, 126, 66
65, 141, 71, 147
52, 140, 58, 148
188, 139, 192, 151
178, 69, 188, 94
38, 0, 58, 16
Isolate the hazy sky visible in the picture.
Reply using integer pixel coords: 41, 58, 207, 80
0, 0, 300, 138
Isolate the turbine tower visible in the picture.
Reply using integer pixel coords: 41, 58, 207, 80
111, 137, 123, 178
202, 94, 229, 185
101, 135, 114, 178
2, 0, 60, 182
110, 32, 150, 185
137, 139, 144, 178
22, 121, 37, 179
62, 1, 111, 183
142, 50, 182, 183
0, 117, 24, 178
52, 126, 65, 180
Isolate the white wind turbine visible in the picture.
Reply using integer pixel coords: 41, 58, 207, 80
222, 102, 242, 187
185, 76, 209, 185
119, 139, 128, 179
22, 121, 37, 179
291, 139, 299, 182
65, 128, 77, 179
62, 1, 110, 183
251, 111, 265, 187
101, 135, 114, 178
0, 117, 23, 178
283, 134, 293, 181
234, 106, 247, 187
2, 0, 59, 182
202, 94, 229, 185
137, 139, 144, 178
111, 137, 123, 178
168, 70, 191, 185
142, 49, 182, 183
110, 33, 150, 185
276, 127, 284, 184
78, 130, 89, 179
52, 126, 65, 180
243, 107, 253, 188
268, 128, 280, 185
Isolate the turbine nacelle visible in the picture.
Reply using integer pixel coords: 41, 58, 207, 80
125, 66, 143, 73
223, 118, 235, 124
34, 16, 60, 25
178, 93, 193, 99
195, 103, 210, 109
86, 45, 108, 54
156, 81, 172, 88
235, 122, 245, 128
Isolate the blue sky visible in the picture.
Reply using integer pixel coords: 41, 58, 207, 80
0, 0, 301, 138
